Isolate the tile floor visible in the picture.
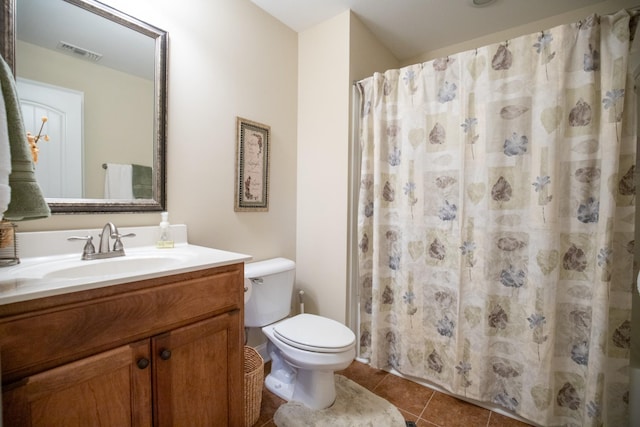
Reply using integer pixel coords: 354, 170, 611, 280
251, 360, 535, 427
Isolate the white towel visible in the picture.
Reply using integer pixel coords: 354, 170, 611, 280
0, 73, 11, 217
104, 163, 133, 199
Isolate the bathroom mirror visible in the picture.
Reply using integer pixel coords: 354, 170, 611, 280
0, 0, 167, 213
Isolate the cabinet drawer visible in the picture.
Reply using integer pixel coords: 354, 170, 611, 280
0, 264, 243, 384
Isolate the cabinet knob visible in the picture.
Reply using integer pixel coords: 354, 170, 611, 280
137, 358, 150, 369
160, 349, 172, 360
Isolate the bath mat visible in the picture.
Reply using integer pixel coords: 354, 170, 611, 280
273, 374, 405, 426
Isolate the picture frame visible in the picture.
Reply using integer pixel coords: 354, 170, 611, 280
235, 117, 270, 212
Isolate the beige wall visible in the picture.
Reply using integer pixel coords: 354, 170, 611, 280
349, 13, 399, 83
17, 40, 153, 199
296, 11, 351, 322
16, 0, 299, 264
296, 11, 398, 323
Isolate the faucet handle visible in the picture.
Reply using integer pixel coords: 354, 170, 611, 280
112, 232, 136, 251
68, 235, 96, 260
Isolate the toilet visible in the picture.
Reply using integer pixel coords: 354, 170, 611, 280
244, 258, 356, 410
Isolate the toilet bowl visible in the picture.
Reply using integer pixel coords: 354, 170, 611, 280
244, 258, 356, 410
262, 313, 355, 409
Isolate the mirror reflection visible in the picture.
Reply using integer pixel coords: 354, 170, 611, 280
3, 0, 167, 213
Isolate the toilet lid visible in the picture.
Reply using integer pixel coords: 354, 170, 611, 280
273, 313, 355, 353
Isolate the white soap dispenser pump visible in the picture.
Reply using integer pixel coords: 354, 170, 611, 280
157, 211, 174, 248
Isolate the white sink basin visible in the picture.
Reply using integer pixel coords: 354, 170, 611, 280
0, 242, 251, 305
6, 249, 190, 281
43, 255, 184, 279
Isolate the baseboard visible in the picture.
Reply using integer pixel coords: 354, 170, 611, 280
255, 342, 270, 362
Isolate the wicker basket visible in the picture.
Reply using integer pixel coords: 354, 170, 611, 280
0, 220, 18, 267
244, 346, 264, 427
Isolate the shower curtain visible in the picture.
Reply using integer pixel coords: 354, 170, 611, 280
357, 10, 637, 427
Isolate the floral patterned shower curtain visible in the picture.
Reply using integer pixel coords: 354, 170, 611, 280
357, 10, 637, 427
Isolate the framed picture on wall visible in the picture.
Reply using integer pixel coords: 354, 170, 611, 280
235, 117, 270, 212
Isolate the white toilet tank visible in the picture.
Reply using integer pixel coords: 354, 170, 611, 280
244, 257, 296, 327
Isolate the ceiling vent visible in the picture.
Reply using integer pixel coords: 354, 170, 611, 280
56, 41, 103, 62
470, 0, 497, 6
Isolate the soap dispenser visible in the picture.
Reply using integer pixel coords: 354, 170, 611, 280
157, 211, 174, 248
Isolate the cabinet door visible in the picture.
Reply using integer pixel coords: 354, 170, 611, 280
153, 310, 243, 427
2, 340, 152, 427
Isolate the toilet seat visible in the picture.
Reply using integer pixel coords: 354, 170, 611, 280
273, 313, 355, 353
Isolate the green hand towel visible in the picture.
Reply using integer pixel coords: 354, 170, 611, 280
132, 163, 153, 199
0, 54, 50, 221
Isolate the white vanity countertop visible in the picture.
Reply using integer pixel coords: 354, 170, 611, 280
0, 224, 251, 306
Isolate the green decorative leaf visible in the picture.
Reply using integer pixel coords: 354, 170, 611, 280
464, 306, 482, 328
467, 183, 485, 204
531, 385, 552, 410
566, 285, 592, 299
409, 128, 424, 148
500, 105, 529, 119
495, 214, 522, 227
408, 241, 424, 260
466, 54, 486, 79
572, 139, 599, 154
407, 347, 423, 366
541, 106, 562, 133
497, 79, 525, 94
536, 249, 558, 275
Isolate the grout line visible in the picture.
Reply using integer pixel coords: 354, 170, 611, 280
486, 410, 493, 426
371, 371, 389, 392
417, 390, 436, 422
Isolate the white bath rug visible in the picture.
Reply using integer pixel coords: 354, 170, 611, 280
273, 374, 406, 426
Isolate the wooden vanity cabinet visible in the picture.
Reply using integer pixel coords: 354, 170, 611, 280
0, 262, 245, 427
3, 340, 153, 426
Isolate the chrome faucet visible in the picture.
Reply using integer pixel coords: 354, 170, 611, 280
68, 222, 136, 260
99, 222, 118, 254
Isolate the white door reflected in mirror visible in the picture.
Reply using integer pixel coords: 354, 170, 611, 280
17, 78, 83, 198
